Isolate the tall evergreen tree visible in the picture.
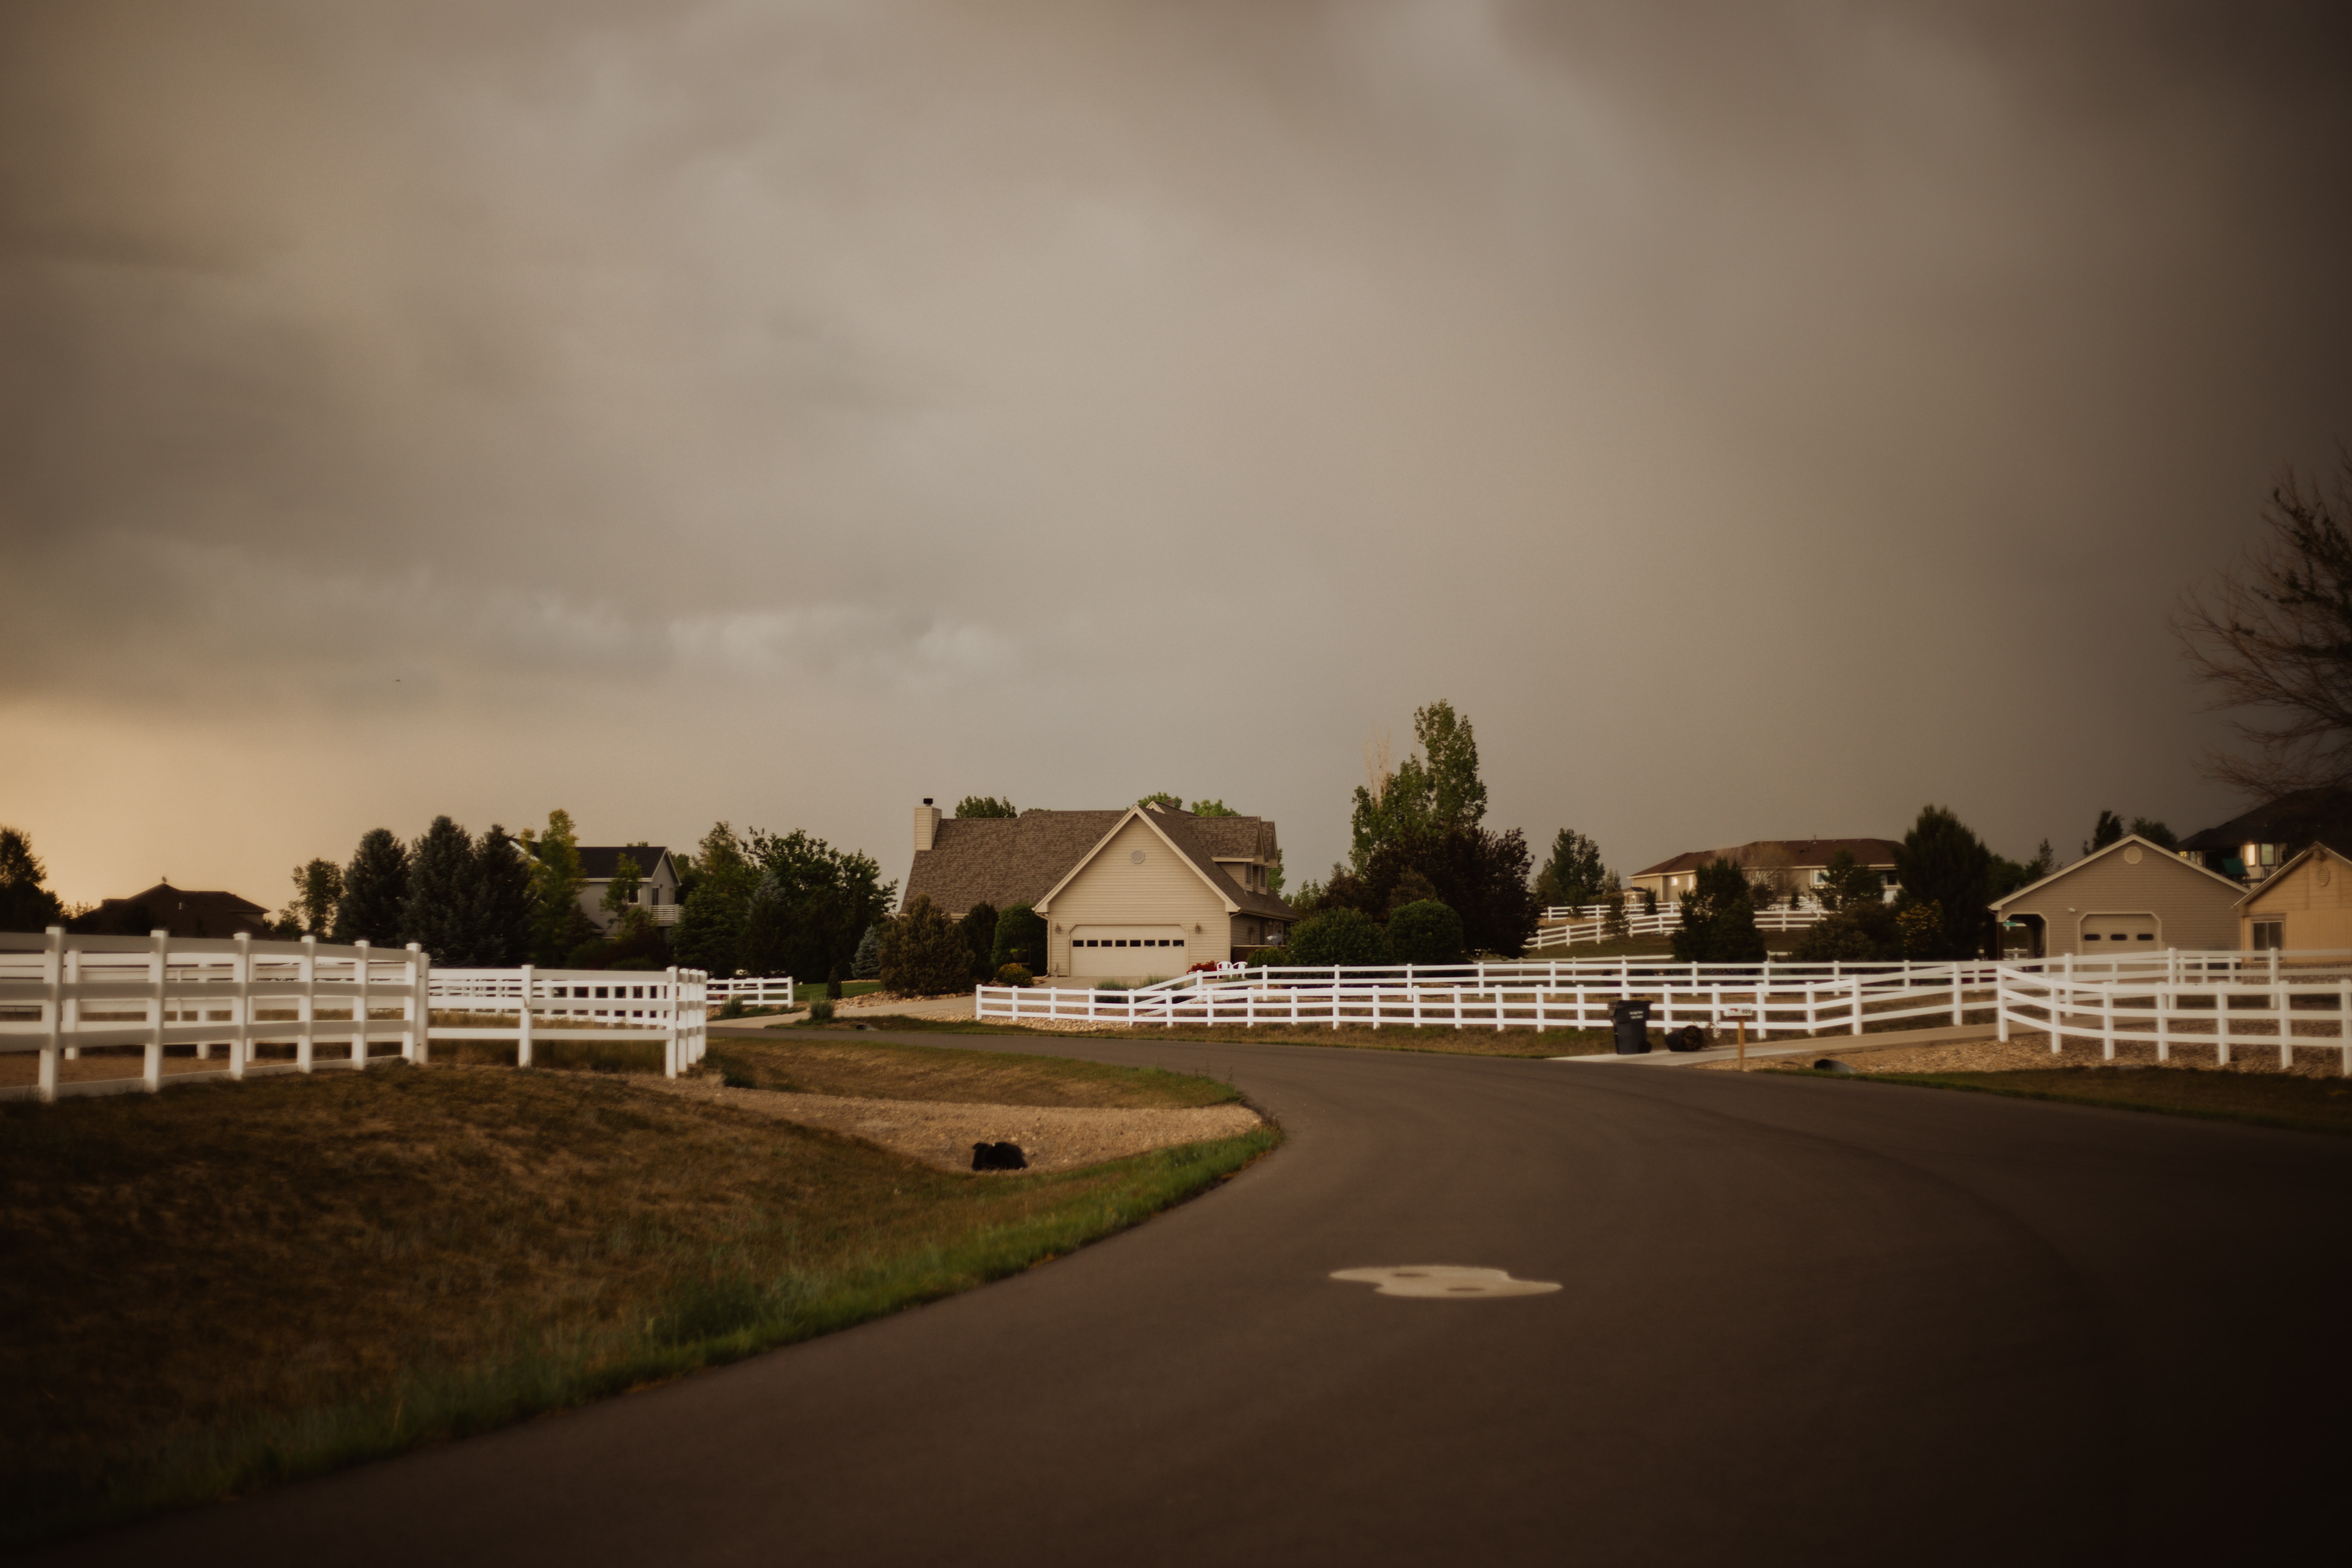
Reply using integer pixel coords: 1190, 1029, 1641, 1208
332, 828, 411, 946
1895, 805, 1995, 959
401, 816, 477, 962
470, 824, 537, 966
1671, 859, 1767, 962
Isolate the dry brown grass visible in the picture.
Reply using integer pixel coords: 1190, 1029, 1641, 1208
0, 1061, 1272, 1547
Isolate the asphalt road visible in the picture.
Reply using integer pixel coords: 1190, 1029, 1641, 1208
44, 1034, 2352, 1565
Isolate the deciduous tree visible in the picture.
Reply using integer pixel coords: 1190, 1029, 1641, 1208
955, 796, 1017, 818
0, 827, 65, 933
2176, 456, 2352, 796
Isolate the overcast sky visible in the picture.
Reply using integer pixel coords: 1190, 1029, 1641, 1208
5, 0, 2350, 907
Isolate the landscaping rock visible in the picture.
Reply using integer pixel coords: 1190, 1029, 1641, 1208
1665, 1026, 1709, 1053
1812, 1059, 1857, 1074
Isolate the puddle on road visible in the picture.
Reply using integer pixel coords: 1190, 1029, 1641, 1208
1331, 1266, 1561, 1299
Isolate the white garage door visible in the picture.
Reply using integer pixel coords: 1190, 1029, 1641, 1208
2080, 914, 2158, 952
1070, 926, 1190, 978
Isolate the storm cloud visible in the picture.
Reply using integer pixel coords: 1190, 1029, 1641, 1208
5, 1, 2350, 903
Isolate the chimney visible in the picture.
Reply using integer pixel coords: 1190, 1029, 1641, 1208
914, 799, 941, 854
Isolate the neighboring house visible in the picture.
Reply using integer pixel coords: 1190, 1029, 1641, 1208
1628, 839, 1902, 904
1988, 835, 2242, 958
67, 880, 272, 939
573, 846, 681, 932
2234, 842, 2352, 952
2177, 787, 2352, 885
902, 798, 1294, 979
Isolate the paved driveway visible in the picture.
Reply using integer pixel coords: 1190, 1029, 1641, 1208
45, 1034, 2349, 1565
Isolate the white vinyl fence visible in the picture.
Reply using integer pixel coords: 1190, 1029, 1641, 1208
977, 951, 2352, 1073
1529, 900, 1830, 950
705, 976, 798, 1008
1, 928, 707, 1103
980, 956, 2005, 1035
1994, 950, 2352, 1074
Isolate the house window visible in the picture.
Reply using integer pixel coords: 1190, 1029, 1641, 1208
2261, 844, 2279, 867
2084, 933, 2101, 942
2253, 921, 2284, 950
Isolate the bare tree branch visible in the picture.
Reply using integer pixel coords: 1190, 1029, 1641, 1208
2174, 453, 2352, 798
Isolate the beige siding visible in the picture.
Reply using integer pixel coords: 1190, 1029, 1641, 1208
1996, 847, 2240, 955
1039, 817, 1232, 978
2239, 851, 2352, 952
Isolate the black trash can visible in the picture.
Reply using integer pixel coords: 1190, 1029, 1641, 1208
1611, 998, 1653, 1055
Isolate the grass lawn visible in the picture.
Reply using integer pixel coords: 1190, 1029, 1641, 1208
1773, 1063, 2352, 1137
809, 1014, 1613, 1059
703, 1035, 1242, 1106
0, 1062, 1272, 1549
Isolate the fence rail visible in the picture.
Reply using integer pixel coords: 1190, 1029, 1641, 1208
1, 929, 706, 1102
1529, 901, 1836, 949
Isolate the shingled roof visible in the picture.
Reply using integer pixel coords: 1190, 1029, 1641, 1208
2177, 788, 2352, 857
1632, 838, 1901, 878
904, 806, 1293, 919
68, 882, 271, 939
576, 846, 671, 880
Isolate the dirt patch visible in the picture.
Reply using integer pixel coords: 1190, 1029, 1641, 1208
703, 1035, 1238, 1108
1706, 1031, 2352, 1079
651, 1077, 1262, 1172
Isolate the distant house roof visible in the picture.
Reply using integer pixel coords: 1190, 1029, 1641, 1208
1990, 833, 2245, 912
1633, 838, 1902, 879
69, 881, 270, 938
905, 805, 1294, 920
2178, 788, 2352, 856
575, 846, 671, 880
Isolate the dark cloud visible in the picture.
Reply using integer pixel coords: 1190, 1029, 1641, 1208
4, 0, 2349, 900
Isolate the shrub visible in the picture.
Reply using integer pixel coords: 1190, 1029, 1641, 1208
1288, 907, 1388, 967
807, 998, 835, 1023
995, 963, 1033, 987
850, 923, 882, 980
1247, 947, 1288, 968
991, 902, 1047, 972
1790, 900, 1901, 961
878, 895, 978, 996
959, 902, 999, 981
716, 997, 746, 1020
1387, 899, 1465, 965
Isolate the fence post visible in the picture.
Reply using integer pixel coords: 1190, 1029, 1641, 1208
39, 927, 62, 1103
2277, 977, 2291, 1071
231, 931, 252, 1079
1950, 962, 1962, 1027
518, 964, 536, 1067
1850, 974, 1862, 1035
409, 944, 429, 1065
147, 928, 168, 1092
352, 940, 371, 1069
665, 966, 682, 1078
1996, 965, 2010, 1041
298, 935, 317, 1072
2340, 980, 2350, 1078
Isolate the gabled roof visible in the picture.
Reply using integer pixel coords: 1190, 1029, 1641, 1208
2236, 839, 2352, 910
2179, 788, 2352, 855
576, 846, 671, 880
1633, 838, 1901, 879
70, 882, 270, 938
903, 805, 1294, 920
1989, 834, 2244, 912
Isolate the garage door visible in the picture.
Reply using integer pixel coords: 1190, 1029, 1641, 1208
2080, 914, 2158, 953
1070, 926, 1189, 978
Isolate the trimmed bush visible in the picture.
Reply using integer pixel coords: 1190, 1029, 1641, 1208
1288, 907, 1388, 967
1386, 899, 1465, 965
1247, 946, 1288, 968
995, 963, 1033, 987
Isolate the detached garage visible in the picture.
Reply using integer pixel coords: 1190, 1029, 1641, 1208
1989, 834, 2243, 958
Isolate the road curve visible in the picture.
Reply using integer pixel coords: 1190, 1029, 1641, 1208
43, 1035, 2350, 1565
